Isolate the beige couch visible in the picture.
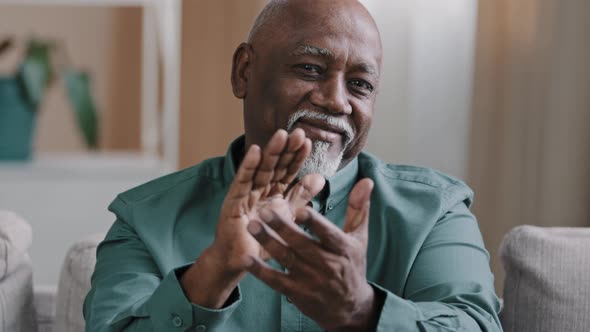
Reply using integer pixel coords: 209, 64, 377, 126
2, 210, 590, 331
0, 211, 99, 332
500, 225, 590, 332
0, 211, 36, 332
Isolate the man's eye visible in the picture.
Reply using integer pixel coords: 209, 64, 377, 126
295, 64, 322, 75
348, 79, 374, 93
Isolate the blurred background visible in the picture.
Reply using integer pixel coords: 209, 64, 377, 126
0, 0, 588, 296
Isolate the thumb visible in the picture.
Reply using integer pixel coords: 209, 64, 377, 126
286, 173, 326, 210
343, 178, 374, 243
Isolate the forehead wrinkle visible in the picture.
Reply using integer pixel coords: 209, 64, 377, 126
351, 61, 379, 79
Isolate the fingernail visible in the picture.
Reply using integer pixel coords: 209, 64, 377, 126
259, 208, 273, 222
248, 144, 259, 153
245, 255, 255, 268
248, 221, 262, 235
295, 207, 310, 222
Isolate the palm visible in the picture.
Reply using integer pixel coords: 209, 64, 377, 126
244, 195, 289, 260
215, 129, 323, 270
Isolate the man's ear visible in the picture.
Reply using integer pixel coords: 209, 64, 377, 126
231, 43, 253, 99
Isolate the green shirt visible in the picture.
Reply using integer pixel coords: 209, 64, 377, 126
84, 136, 502, 331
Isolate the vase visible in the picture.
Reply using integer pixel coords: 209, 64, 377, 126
0, 75, 36, 160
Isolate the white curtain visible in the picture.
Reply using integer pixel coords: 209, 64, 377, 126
469, 0, 590, 293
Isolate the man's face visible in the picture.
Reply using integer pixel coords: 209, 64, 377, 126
236, 1, 382, 177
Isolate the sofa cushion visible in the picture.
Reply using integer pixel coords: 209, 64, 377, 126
55, 233, 104, 332
500, 225, 590, 332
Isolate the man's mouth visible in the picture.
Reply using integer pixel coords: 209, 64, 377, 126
295, 118, 346, 143
286, 110, 354, 147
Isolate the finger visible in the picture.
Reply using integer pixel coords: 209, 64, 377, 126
253, 129, 288, 190
285, 173, 326, 210
282, 138, 312, 185
295, 207, 348, 255
272, 128, 306, 183
344, 178, 374, 233
226, 144, 261, 202
248, 217, 316, 275
246, 255, 296, 297
258, 206, 317, 252
343, 178, 374, 244
247, 219, 291, 263
259, 204, 343, 273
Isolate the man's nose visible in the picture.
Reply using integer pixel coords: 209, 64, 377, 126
309, 77, 352, 115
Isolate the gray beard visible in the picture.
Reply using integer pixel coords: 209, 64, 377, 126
298, 140, 343, 179
287, 109, 354, 179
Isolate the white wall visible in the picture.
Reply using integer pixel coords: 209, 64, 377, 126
362, 0, 479, 180
0, 155, 164, 286
361, 0, 412, 166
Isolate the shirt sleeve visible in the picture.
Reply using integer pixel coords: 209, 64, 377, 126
83, 197, 241, 332
372, 199, 503, 331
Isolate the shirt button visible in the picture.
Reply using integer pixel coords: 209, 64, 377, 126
195, 325, 207, 332
287, 297, 292, 303
327, 202, 334, 210
171, 315, 183, 327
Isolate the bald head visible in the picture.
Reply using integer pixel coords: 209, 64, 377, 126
247, 0, 381, 52
232, 0, 383, 171
247, 0, 287, 43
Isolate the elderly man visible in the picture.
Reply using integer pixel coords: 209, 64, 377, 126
84, 0, 502, 331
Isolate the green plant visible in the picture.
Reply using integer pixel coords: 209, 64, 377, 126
4, 37, 99, 149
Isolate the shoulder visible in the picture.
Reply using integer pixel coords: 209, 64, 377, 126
358, 151, 473, 212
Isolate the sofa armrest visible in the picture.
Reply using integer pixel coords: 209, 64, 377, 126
0, 211, 32, 278
54, 233, 104, 332
0, 210, 36, 332
500, 225, 590, 332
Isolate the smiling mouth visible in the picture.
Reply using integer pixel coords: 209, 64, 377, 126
286, 110, 354, 148
300, 118, 345, 134
295, 119, 346, 144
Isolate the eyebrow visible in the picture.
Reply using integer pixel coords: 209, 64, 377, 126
352, 62, 379, 79
290, 45, 335, 58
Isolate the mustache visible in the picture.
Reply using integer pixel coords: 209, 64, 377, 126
286, 110, 355, 146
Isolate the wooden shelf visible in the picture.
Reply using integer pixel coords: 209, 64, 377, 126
0, 0, 147, 6
0, 0, 182, 170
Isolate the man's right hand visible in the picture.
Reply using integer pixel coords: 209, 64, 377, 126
181, 129, 324, 308
213, 128, 314, 273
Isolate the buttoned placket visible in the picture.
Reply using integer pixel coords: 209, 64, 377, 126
279, 162, 357, 332
279, 262, 303, 332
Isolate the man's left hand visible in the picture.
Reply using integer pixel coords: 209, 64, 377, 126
246, 178, 382, 332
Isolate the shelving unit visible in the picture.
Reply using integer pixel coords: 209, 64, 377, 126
0, 0, 183, 171
0, 0, 183, 287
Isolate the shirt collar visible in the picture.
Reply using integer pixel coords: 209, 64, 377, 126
318, 156, 359, 212
223, 135, 359, 210
222, 135, 245, 185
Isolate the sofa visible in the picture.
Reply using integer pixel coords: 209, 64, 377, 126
0, 211, 36, 332
0, 210, 100, 332
499, 225, 590, 332
1, 210, 589, 331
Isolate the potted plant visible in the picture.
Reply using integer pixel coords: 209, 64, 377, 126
0, 37, 99, 160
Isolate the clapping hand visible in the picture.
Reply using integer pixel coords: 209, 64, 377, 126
212, 128, 326, 272
245, 178, 381, 331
